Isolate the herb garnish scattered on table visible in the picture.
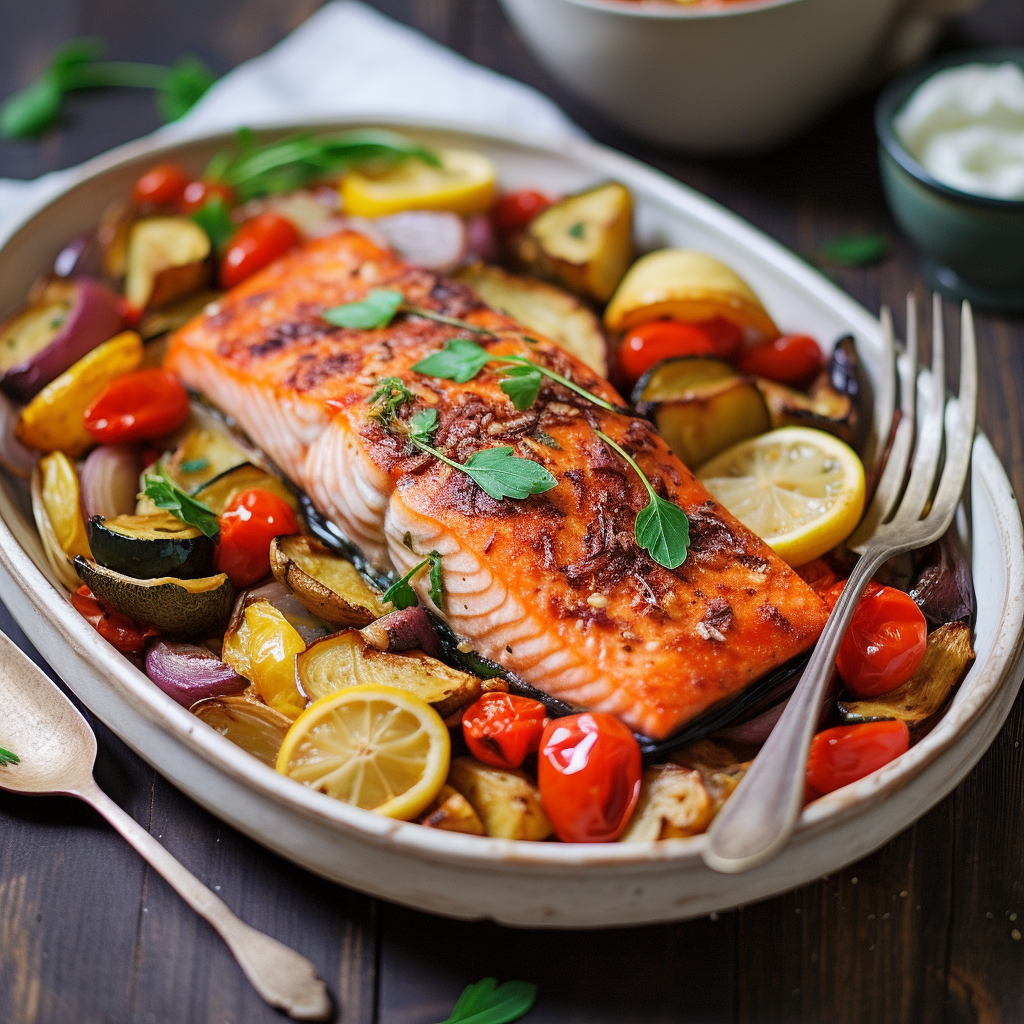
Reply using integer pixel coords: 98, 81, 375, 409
435, 977, 538, 1024
815, 233, 889, 269
0, 39, 214, 139
382, 551, 445, 610
143, 467, 221, 540
0, 746, 20, 767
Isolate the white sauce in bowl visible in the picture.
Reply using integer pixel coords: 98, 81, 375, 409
894, 62, 1024, 201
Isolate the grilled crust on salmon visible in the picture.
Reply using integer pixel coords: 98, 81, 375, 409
166, 230, 828, 740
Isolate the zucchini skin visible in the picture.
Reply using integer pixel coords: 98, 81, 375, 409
88, 515, 216, 580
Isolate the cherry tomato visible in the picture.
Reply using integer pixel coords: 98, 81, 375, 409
180, 178, 237, 214
618, 320, 716, 384
491, 190, 553, 235
737, 334, 823, 386
83, 369, 190, 444
219, 213, 300, 289
797, 557, 837, 596
72, 586, 158, 654
825, 580, 927, 697
215, 489, 298, 588
537, 712, 642, 843
116, 296, 143, 327
701, 316, 744, 360
462, 692, 548, 769
806, 721, 910, 795
132, 163, 190, 207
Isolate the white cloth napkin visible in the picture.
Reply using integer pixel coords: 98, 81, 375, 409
0, 1, 580, 230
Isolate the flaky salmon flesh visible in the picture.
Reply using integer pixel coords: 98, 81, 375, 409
166, 230, 828, 740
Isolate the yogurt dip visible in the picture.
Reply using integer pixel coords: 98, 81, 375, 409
894, 61, 1024, 201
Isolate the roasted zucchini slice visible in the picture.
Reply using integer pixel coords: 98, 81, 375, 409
88, 511, 216, 580
162, 426, 249, 494
755, 376, 857, 444
193, 463, 298, 516
74, 557, 233, 638
270, 535, 387, 626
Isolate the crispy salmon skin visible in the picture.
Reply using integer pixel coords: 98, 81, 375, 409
166, 230, 827, 739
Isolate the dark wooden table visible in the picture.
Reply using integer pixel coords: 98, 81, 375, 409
1, 2, 1023, 1021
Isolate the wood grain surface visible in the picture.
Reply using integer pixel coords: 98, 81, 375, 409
0, 2, 1022, 1021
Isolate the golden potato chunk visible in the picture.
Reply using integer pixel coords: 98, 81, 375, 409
447, 756, 552, 841
417, 784, 486, 836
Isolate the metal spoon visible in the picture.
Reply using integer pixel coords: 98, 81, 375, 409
0, 628, 331, 1021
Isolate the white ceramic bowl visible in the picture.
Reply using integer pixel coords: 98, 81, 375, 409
498, 0, 981, 154
0, 119, 1021, 927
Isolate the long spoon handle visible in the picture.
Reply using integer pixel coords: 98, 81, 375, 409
78, 781, 331, 1020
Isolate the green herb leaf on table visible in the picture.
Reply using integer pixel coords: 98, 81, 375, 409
143, 468, 221, 540
324, 289, 404, 330
0, 746, 20, 767
157, 56, 215, 122
816, 233, 889, 269
595, 430, 689, 570
382, 551, 444, 610
191, 197, 236, 251
499, 364, 544, 412
436, 977, 538, 1024
458, 446, 557, 501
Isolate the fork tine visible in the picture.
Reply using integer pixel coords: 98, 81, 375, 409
849, 294, 918, 551
892, 292, 946, 525
862, 304, 897, 479
924, 301, 978, 540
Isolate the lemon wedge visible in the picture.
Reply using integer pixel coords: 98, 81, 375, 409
276, 684, 450, 820
341, 148, 497, 217
696, 426, 865, 567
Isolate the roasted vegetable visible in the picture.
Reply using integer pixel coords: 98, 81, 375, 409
138, 289, 221, 340
0, 391, 37, 478
375, 211, 468, 273
270, 535, 386, 626
31, 452, 92, 590
145, 640, 246, 707
633, 357, 771, 468
98, 199, 134, 281
221, 598, 306, 719
296, 628, 504, 716
161, 425, 248, 494
192, 462, 298, 516
604, 248, 779, 339
88, 511, 216, 580
910, 530, 976, 630
517, 182, 632, 303
755, 375, 857, 444
0, 277, 124, 401
417, 784, 486, 836
79, 444, 142, 521
619, 765, 713, 841
447, 756, 552, 841
244, 580, 334, 645
74, 557, 233, 638
15, 331, 144, 456
124, 216, 212, 310
455, 262, 608, 377
837, 622, 975, 726
360, 606, 443, 658
191, 695, 292, 766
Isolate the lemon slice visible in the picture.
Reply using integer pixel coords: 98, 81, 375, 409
697, 426, 865, 567
341, 148, 497, 217
276, 685, 450, 820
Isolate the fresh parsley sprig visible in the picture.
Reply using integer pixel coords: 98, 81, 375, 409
383, 551, 445, 610
0, 746, 19, 767
436, 978, 538, 1024
143, 467, 221, 540
595, 430, 690, 570
413, 338, 619, 413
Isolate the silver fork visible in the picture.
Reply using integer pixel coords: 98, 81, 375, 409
703, 294, 978, 874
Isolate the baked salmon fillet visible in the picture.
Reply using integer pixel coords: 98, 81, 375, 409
166, 230, 828, 740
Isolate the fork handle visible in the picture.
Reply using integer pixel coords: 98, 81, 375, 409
702, 548, 888, 873
77, 781, 331, 1020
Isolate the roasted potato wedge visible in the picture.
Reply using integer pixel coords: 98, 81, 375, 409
456, 263, 608, 377
755, 376, 857, 444
517, 183, 632, 303
447, 756, 552, 841
271, 535, 386, 626
138, 289, 222, 340
838, 622, 975, 726
671, 738, 750, 809
620, 765, 713, 842
296, 628, 505, 715
417, 784, 486, 835
192, 695, 292, 766
124, 216, 211, 311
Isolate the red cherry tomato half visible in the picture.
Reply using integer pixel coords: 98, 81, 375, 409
72, 586, 158, 654
180, 178, 237, 214
618, 320, 716, 384
700, 316, 744, 360
537, 712, 642, 843
737, 334, 823, 386
825, 580, 927, 697
219, 213, 301, 289
491, 189, 553, 235
806, 721, 910, 795
83, 369, 190, 444
214, 489, 298, 588
132, 163, 190, 207
462, 692, 548, 769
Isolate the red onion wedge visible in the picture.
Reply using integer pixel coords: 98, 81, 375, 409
145, 640, 247, 708
0, 390, 38, 478
374, 211, 468, 273
79, 444, 143, 521
0, 277, 124, 401
360, 606, 442, 658
54, 233, 100, 278
465, 214, 497, 263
